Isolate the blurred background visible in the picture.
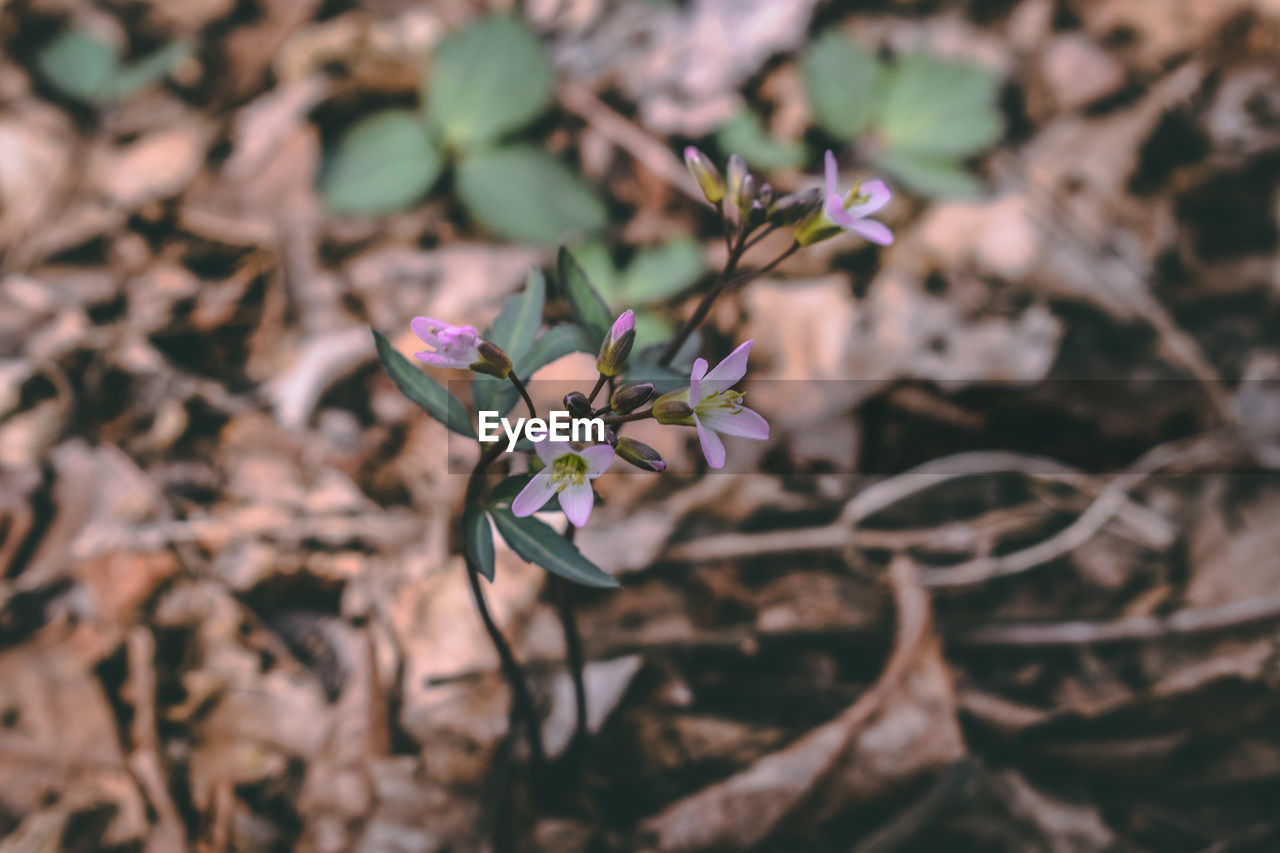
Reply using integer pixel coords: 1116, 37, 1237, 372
2, 0, 1280, 850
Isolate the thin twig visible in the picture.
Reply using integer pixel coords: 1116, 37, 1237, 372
953, 591, 1280, 647
126, 627, 187, 852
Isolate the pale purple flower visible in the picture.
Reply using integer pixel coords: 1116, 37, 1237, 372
511, 440, 614, 527
689, 340, 770, 469
411, 317, 482, 369
822, 150, 894, 246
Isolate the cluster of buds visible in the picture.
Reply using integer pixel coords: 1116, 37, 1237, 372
411, 309, 768, 527
683, 147, 893, 247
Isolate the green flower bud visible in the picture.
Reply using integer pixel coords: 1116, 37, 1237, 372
615, 437, 666, 472
653, 388, 696, 425
596, 310, 636, 377
684, 146, 725, 204
767, 188, 823, 227
470, 340, 513, 379
610, 381, 654, 414
564, 391, 592, 419
792, 210, 841, 247
726, 154, 749, 209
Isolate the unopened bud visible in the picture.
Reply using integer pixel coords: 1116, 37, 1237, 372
736, 173, 756, 215
615, 437, 666, 472
768, 188, 823, 227
726, 155, 749, 209
596, 310, 636, 377
470, 340, 512, 379
684, 146, 724, 204
564, 391, 592, 419
757, 183, 773, 207
653, 388, 696, 425
610, 382, 654, 414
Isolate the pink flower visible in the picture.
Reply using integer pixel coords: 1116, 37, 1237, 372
822, 150, 893, 246
410, 317, 483, 369
511, 440, 615, 527
654, 340, 769, 469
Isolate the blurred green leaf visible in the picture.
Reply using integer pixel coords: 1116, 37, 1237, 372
371, 328, 475, 438
715, 110, 806, 171
802, 32, 882, 141
878, 53, 1003, 158
426, 16, 554, 146
631, 311, 673, 352
620, 237, 703, 303
571, 242, 623, 301
321, 111, 443, 215
557, 247, 614, 342
462, 505, 496, 580
102, 41, 190, 101
876, 149, 982, 198
37, 30, 188, 104
457, 146, 607, 244
490, 508, 619, 588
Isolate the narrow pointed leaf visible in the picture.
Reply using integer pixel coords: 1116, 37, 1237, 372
491, 508, 619, 588
474, 269, 547, 414
372, 328, 475, 438
462, 505, 496, 580
558, 247, 613, 342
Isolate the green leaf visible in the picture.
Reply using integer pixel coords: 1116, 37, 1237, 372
101, 41, 190, 101
802, 32, 882, 141
877, 53, 1003, 159
371, 328, 475, 438
490, 474, 533, 504
37, 31, 119, 102
474, 268, 546, 414
321, 111, 443, 215
570, 242, 623, 301
715, 110, 807, 172
491, 508, 619, 588
485, 323, 597, 416
462, 505, 496, 581
426, 16, 554, 146
456, 146, 607, 244
631, 311, 673, 352
491, 268, 546, 364
557, 247, 614, 342
876, 149, 982, 198
620, 238, 704, 304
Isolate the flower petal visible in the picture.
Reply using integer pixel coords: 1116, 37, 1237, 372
847, 179, 890, 216
558, 483, 595, 527
579, 444, 615, 478
689, 357, 709, 407
511, 468, 558, 517
699, 404, 769, 440
534, 439, 573, 466
824, 150, 840, 197
849, 218, 894, 246
825, 194, 859, 229
701, 339, 753, 395
411, 317, 448, 346
694, 415, 727, 469
415, 351, 469, 369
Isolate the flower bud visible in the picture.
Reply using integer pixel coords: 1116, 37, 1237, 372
564, 391, 592, 419
653, 388, 696, 425
470, 340, 513, 379
757, 183, 773, 207
615, 437, 666, 472
596, 310, 636, 377
792, 210, 841, 248
684, 146, 724, 204
767, 188, 823, 227
610, 381, 654, 414
726, 155, 749, 208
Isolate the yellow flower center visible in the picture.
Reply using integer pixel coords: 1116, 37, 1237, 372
551, 453, 588, 488
697, 389, 745, 415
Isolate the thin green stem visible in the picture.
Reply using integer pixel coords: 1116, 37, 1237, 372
587, 374, 608, 405
601, 408, 655, 426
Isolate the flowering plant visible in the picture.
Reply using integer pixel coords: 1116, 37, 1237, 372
371, 147, 893, 765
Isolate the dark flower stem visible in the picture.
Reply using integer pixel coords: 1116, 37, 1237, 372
508, 372, 538, 420
587, 373, 608, 406
601, 408, 655, 426
557, 526, 589, 752
463, 437, 546, 772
